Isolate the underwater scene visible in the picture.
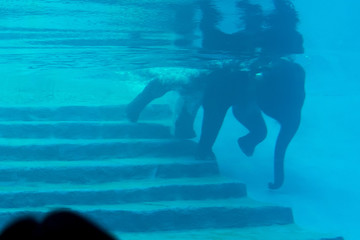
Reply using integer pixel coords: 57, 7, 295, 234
0, 0, 358, 239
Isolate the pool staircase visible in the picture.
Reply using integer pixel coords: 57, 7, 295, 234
0, 105, 342, 239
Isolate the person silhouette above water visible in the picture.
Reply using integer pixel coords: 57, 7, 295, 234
0, 210, 117, 240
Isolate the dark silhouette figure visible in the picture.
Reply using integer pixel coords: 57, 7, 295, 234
0, 217, 39, 240
0, 210, 117, 240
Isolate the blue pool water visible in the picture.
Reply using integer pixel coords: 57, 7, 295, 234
0, 0, 359, 239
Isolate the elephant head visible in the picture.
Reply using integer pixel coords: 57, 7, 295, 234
256, 59, 305, 189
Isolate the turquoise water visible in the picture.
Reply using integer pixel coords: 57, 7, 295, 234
206, 1, 360, 239
0, 0, 359, 239
0, 0, 199, 105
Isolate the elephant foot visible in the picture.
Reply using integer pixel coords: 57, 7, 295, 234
268, 181, 283, 190
237, 137, 256, 157
195, 148, 217, 161
125, 104, 141, 123
174, 111, 197, 139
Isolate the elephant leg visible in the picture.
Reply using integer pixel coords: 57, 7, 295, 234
232, 103, 267, 157
174, 92, 203, 139
196, 102, 229, 160
196, 69, 237, 160
268, 113, 301, 189
126, 80, 170, 122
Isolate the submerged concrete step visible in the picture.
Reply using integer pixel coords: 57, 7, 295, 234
117, 224, 343, 240
0, 122, 172, 139
0, 178, 246, 208
0, 198, 293, 232
0, 139, 196, 160
0, 158, 219, 183
0, 104, 171, 122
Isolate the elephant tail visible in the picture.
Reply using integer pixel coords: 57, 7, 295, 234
268, 113, 301, 189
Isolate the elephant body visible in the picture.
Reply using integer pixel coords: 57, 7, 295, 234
126, 59, 305, 189
198, 58, 305, 189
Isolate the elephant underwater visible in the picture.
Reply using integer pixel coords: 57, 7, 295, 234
126, 57, 305, 189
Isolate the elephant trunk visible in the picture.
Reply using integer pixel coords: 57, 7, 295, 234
268, 113, 301, 189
